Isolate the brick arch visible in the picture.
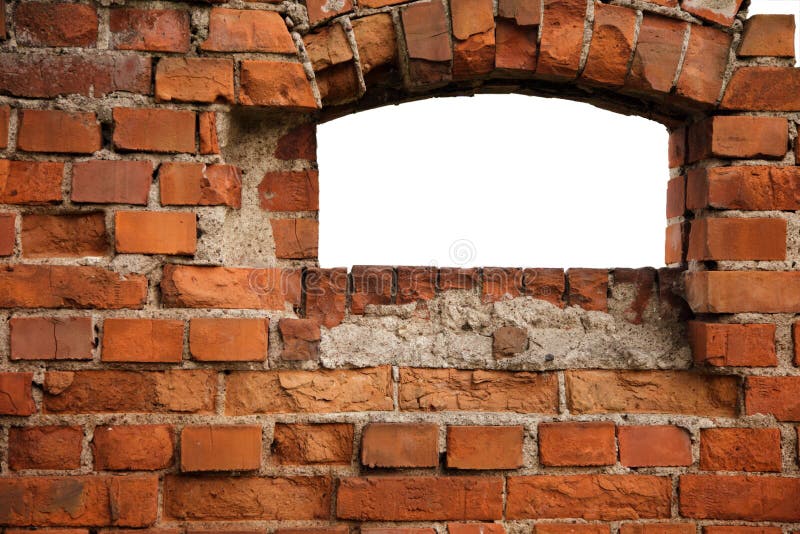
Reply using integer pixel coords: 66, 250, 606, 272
0, 0, 800, 529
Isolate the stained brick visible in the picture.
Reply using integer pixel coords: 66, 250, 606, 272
538, 0, 587, 80
15, 3, 97, 47
22, 212, 109, 257
0, 212, 15, 255
9, 425, 83, 470
567, 268, 608, 311
272, 423, 354, 465
626, 15, 686, 94
722, 67, 800, 111
582, 3, 637, 87
397, 266, 437, 304
739, 16, 795, 57
305, 267, 347, 327
483, 267, 522, 303
110, 9, 190, 52
10, 317, 93, 360
306, 0, 353, 24
278, 318, 320, 361
0, 372, 35, 415
352, 265, 394, 313
681, 0, 744, 26
523, 268, 565, 306
451, 0, 496, 79
402, 1, 452, 85
675, 25, 732, 105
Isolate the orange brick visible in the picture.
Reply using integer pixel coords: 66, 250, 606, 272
189, 318, 268, 362
482, 267, 522, 303
675, 25, 732, 105
102, 318, 184, 363
397, 266, 437, 304
666, 177, 686, 221
0, 160, 63, 204
567, 268, 608, 311
0, 212, 14, 255
626, 15, 686, 94
687, 217, 785, 261
162, 265, 292, 310
539, 422, 616, 466
115, 211, 197, 255
618, 425, 692, 467
198, 111, 220, 154
680, 475, 800, 521
745, 376, 800, 421
113, 108, 196, 153
155, 58, 234, 103
739, 15, 795, 57
361, 423, 438, 468
722, 67, 800, 111
10, 317, 93, 360
451, 0, 495, 79
259, 170, 319, 211
9, 426, 83, 470
620, 525, 696, 534
523, 268, 566, 306
700, 427, 781, 472
278, 318, 321, 361
538, 0, 587, 80
272, 423, 354, 465
72, 160, 153, 205
203, 8, 295, 52
688, 116, 788, 162
535, 525, 610, 534
686, 271, 800, 313
449, 524, 505, 534
92, 425, 175, 470
181, 425, 262, 472
305, 267, 347, 327
159, 163, 242, 207
689, 321, 776, 367
18, 110, 101, 154
22, 212, 109, 258
447, 425, 524, 469
271, 218, 318, 259
110, 9, 190, 52
681, 0, 744, 26
581, 3, 637, 87
239, 61, 318, 110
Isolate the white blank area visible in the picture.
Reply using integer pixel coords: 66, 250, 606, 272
318, 94, 668, 269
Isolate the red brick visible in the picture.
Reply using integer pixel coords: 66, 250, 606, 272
0, 160, 63, 204
681, 0, 744, 26
0, 212, 15, 255
449, 525, 505, 534
306, 0, 352, 24
680, 475, 800, 521
447, 425, 523, 469
618, 425, 692, 467
498, 0, 541, 25
160, 163, 242, 207
495, 19, 538, 72
689, 322, 776, 367
22, 212, 109, 258
522, 268, 565, 306
620, 525, 695, 534
363, 529, 433, 534
686, 271, 800, 313
666, 176, 685, 218
181, 425, 262, 472
239, 61, 318, 110
567, 268, 608, 311
0, 372, 35, 415
277, 529, 348, 534
305, 24, 353, 71
0, 54, 151, 98
305, 267, 347, 328
687, 217, 785, 261
399, 368, 558, 413
352, 13, 398, 80
538, 0, 587, 80
164, 475, 332, 520
688, 116, 788, 162
700, 427, 781, 472
483, 267, 522, 303
18, 110, 101, 154
72, 160, 153, 205
271, 218, 318, 259
110, 9, 190, 52
507, 475, 671, 519
675, 25, 732, 105
161, 265, 292, 310
687, 166, 800, 211
0, 104, 8, 148
113, 108, 196, 153
226, 366, 393, 414
0, 265, 147, 309
665, 223, 684, 265
351, 265, 394, 313
536, 525, 610, 534
102, 318, 184, 363
581, 3, 637, 87
259, 170, 319, 211
795, 322, 800, 365
199, 112, 220, 154
493, 326, 528, 358
722, 67, 800, 111
361, 422, 439, 468
278, 318, 320, 361
156, 58, 234, 104
276, 123, 317, 161
272, 423, 354, 465
402, 1, 452, 85
337, 477, 503, 520
15, 3, 98, 46
43, 370, 216, 414
745, 376, 800, 421
115, 211, 197, 255
10, 317, 93, 360
188, 318, 267, 362
451, 0, 495, 79
739, 15, 795, 57
397, 266, 437, 304
0, 475, 158, 526
539, 422, 616, 467
704, 527, 781, 534
203, 8, 295, 52
626, 15, 686, 94
9, 425, 83, 470
669, 127, 687, 167
92, 425, 175, 470
566, 370, 739, 416
439, 268, 479, 291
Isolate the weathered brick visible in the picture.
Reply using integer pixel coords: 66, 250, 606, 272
439, 267, 479, 291
700, 427, 781, 472
239, 61, 318, 110
567, 268, 608, 311
582, 3, 637, 87
722, 67, 800, 111
620, 525, 695, 534
681, 0, 744, 26
113, 108, 196, 153
686, 271, 800, 313
351, 265, 394, 313
745, 376, 800, 421
162, 265, 292, 310
361, 423, 439, 468
353, 13, 398, 79
115, 211, 197, 255
160, 163, 242, 207
163, 475, 332, 520
447, 425, 523, 469
305, 267, 347, 327
449, 524, 505, 534
0, 212, 13, 255
110, 9, 190, 52
181, 425, 262, 472
306, 0, 352, 24
703, 527, 781, 534
0, 54, 151, 98
398, 266, 438, 304
305, 24, 353, 71
618, 425, 692, 467
203, 8, 295, 52
198, 112, 220, 155
451, 0, 495, 79
688, 116, 788, 162
0, 476, 158, 526
337, 477, 504, 520
22, 212, 108, 257
189, 318, 268, 362
156, 58, 234, 103
495, 18, 538, 72
539, 422, 616, 468
565, 370, 739, 416
680, 475, 800, 521
260, 171, 319, 212
402, 1, 452, 85
739, 16, 795, 57
669, 127, 687, 167
278, 318, 320, 361
10, 317, 93, 360
687, 217, 785, 261
626, 15, 686, 94
675, 25, 732, 105
498, 0, 541, 24
43, 370, 216, 414
687, 166, 800, 211
18, 110, 101, 154
0, 265, 147, 309
536, 525, 610, 534
522, 268, 565, 306
102, 318, 184, 363
666, 176, 685, 218
0, 372, 35, 415
538, 0, 587, 80
272, 423, 354, 465
483, 267, 522, 303
226, 366, 393, 414
399, 368, 558, 413
0, 104, 8, 149
493, 326, 528, 358
9, 425, 83, 470
15, 3, 97, 47
666, 223, 684, 264
689, 322, 777, 367
507, 475, 671, 519
276, 123, 317, 161
271, 218, 318, 259
72, 160, 153, 205
92, 425, 175, 470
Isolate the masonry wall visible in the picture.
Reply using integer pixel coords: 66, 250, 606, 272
0, 0, 800, 533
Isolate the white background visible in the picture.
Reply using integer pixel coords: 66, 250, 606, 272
318, 0, 799, 269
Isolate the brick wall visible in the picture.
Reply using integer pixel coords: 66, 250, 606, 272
0, 0, 799, 533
